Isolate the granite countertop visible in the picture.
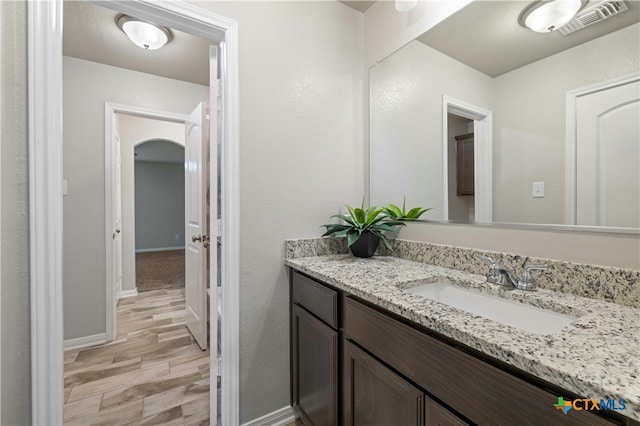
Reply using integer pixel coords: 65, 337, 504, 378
285, 254, 640, 421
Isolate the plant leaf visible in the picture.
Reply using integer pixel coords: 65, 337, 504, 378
347, 231, 360, 247
385, 204, 402, 218
378, 233, 393, 251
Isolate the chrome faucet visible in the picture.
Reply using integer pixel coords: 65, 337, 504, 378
477, 255, 547, 291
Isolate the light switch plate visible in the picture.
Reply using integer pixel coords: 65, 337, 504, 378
532, 182, 544, 198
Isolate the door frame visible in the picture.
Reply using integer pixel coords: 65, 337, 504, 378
28, 1, 240, 424
564, 72, 640, 226
442, 96, 493, 222
105, 103, 189, 342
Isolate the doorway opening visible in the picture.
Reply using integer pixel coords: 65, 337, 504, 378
28, 1, 240, 424
134, 139, 186, 293
442, 96, 493, 222
446, 114, 475, 221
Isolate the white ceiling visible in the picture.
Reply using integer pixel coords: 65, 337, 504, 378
63, 1, 212, 86
417, 0, 640, 77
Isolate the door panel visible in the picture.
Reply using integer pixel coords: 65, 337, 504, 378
344, 340, 424, 426
576, 79, 640, 227
115, 133, 122, 298
185, 102, 208, 350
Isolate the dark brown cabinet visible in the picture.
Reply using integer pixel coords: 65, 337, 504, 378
455, 132, 474, 196
290, 271, 626, 426
344, 340, 424, 426
291, 272, 340, 426
292, 305, 339, 426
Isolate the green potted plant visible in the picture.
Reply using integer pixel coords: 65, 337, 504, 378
383, 196, 432, 221
321, 201, 406, 258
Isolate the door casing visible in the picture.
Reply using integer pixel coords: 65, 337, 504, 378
27, 1, 240, 424
105, 103, 189, 343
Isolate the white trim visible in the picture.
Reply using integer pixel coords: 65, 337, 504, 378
28, 1, 64, 424
63, 333, 107, 352
31, 1, 241, 425
135, 246, 186, 253
241, 406, 297, 426
442, 96, 493, 223
564, 72, 640, 225
118, 289, 139, 299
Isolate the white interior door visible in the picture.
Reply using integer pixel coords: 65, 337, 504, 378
208, 44, 221, 426
576, 79, 640, 228
114, 133, 123, 299
185, 102, 209, 350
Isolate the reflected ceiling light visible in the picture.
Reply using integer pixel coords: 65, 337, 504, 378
519, 0, 583, 33
116, 14, 173, 50
395, 0, 418, 12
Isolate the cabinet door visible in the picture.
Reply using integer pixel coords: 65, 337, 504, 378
426, 397, 469, 426
344, 340, 424, 426
292, 305, 338, 426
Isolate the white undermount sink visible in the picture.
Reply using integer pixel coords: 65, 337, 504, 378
405, 281, 575, 335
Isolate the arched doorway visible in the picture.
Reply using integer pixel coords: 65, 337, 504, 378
134, 139, 186, 292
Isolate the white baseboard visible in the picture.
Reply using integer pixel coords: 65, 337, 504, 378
64, 333, 107, 351
135, 246, 185, 253
119, 288, 138, 299
241, 406, 296, 426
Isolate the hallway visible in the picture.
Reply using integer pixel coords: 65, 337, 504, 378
63, 289, 209, 425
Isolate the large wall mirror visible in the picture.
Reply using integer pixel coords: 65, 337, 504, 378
370, 0, 640, 232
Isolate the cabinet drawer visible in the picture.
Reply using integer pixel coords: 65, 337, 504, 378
292, 272, 338, 328
344, 297, 615, 426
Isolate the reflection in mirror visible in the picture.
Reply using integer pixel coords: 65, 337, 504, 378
370, 0, 640, 231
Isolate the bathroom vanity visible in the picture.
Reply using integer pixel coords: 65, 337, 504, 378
286, 246, 640, 426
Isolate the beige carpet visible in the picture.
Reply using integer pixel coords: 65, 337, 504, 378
136, 250, 185, 292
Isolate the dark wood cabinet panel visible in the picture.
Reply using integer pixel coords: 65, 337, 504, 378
293, 272, 339, 328
344, 340, 424, 426
344, 297, 615, 426
292, 304, 339, 426
455, 133, 474, 196
426, 397, 469, 426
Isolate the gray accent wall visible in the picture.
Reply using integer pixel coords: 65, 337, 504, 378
0, 1, 31, 423
135, 160, 185, 251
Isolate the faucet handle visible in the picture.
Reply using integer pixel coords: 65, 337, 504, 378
477, 254, 497, 267
514, 264, 547, 290
521, 264, 548, 282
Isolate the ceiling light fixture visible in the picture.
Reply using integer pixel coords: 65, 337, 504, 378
395, 0, 418, 12
519, 0, 583, 33
116, 14, 173, 50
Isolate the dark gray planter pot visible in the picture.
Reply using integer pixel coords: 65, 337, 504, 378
349, 231, 380, 258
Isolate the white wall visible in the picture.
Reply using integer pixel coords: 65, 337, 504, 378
63, 56, 208, 340
186, 2, 365, 422
493, 23, 640, 224
0, 1, 30, 423
117, 114, 186, 292
369, 40, 494, 218
135, 161, 185, 251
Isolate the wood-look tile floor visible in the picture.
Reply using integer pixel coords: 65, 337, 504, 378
64, 289, 210, 425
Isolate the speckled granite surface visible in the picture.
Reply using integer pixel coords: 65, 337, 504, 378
285, 237, 640, 308
285, 254, 640, 421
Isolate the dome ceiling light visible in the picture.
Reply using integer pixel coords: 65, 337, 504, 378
519, 0, 584, 33
116, 14, 173, 50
